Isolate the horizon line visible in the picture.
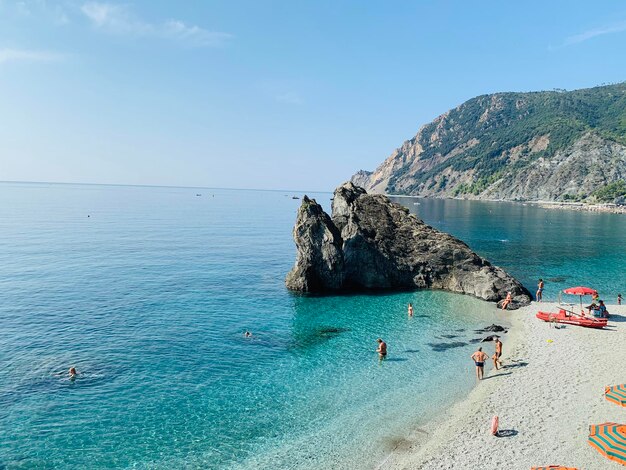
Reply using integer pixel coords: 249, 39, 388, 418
0, 179, 333, 195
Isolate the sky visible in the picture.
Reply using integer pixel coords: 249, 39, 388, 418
1, 1, 626, 191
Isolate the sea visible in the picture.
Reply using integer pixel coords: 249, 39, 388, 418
0, 182, 624, 469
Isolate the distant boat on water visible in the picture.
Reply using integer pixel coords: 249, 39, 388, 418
292, 196, 300, 199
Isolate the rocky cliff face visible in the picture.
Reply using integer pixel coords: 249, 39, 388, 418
286, 182, 532, 308
352, 83, 626, 202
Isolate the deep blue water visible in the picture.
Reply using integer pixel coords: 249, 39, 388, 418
0, 183, 624, 469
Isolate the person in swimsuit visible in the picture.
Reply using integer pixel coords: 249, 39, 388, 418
244, 331, 252, 338
536, 279, 544, 302
376, 338, 387, 360
618, 294, 622, 305
501, 292, 512, 311
494, 338, 503, 368
69, 367, 78, 380
471, 347, 488, 380
408, 303, 414, 317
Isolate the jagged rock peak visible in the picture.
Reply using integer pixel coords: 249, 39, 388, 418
286, 183, 532, 308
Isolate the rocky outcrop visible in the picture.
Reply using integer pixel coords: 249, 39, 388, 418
286, 182, 532, 308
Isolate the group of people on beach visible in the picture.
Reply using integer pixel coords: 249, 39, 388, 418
470, 338, 503, 380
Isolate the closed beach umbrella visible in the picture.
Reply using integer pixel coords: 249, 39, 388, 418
588, 422, 626, 466
606, 385, 626, 408
563, 286, 598, 313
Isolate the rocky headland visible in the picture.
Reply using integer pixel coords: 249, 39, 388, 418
352, 83, 626, 206
285, 182, 532, 308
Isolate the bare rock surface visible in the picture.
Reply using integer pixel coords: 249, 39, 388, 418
286, 182, 532, 308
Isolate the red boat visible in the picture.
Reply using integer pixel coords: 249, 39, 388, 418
536, 309, 608, 329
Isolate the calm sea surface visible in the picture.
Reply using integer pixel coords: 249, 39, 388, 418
0, 183, 624, 469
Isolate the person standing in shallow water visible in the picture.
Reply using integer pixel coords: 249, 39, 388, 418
536, 279, 544, 302
376, 338, 387, 360
407, 303, 414, 317
471, 347, 488, 380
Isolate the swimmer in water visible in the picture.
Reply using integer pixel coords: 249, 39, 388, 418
376, 338, 387, 360
244, 331, 252, 338
69, 367, 77, 379
408, 303, 414, 317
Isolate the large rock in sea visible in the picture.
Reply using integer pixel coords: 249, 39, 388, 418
285, 182, 532, 308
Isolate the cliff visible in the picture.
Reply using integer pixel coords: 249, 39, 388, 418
352, 83, 626, 203
286, 182, 532, 308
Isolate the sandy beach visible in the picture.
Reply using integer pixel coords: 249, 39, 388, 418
380, 301, 626, 470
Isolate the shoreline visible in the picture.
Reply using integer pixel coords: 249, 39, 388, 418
379, 301, 626, 470
386, 193, 626, 215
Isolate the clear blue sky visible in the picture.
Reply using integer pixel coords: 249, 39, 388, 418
1, 1, 626, 191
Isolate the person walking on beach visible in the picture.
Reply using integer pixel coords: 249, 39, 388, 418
536, 279, 544, 302
376, 338, 387, 360
494, 338, 503, 368
408, 303, 414, 317
501, 292, 512, 310
471, 347, 488, 380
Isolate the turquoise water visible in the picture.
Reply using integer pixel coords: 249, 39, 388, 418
0, 183, 624, 469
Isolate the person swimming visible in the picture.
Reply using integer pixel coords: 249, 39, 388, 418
376, 338, 387, 359
408, 303, 414, 317
69, 367, 77, 380
244, 331, 252, 338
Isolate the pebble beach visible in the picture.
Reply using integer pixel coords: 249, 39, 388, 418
380, 302, 626, 470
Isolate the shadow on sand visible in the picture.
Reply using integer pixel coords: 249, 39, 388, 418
483, 372, 512, 380
504, 361, 528, 369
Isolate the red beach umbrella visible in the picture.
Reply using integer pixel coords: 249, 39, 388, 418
563, 287, 598, 314
563, 287, 597, 296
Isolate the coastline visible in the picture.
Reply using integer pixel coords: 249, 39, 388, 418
379, 302, 626, 470
386, 193, 626, 215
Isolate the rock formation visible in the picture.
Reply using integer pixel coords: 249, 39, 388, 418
286, 182, 532, 308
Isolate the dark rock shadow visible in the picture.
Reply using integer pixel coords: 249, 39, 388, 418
404, 349, 420, 353
496, 429, 518, 438
427, 342, 467, 352
383, 357, 408, 362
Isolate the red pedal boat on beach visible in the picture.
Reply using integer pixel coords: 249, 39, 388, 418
536, 309, 608, 329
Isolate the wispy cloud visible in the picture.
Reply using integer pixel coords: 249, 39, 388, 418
564, 20, 626, 45
80, 2, 232, 47
0, 48, 64, 65
276, 91, 304, 105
